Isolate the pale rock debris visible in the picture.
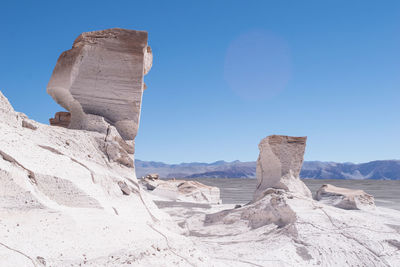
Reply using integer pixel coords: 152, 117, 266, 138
141, 178, 221, 204
205, 188, 296, 229
49, 111, 71, 128
315, 184, 375, 210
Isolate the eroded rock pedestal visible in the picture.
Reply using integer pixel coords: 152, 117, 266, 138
47, 28, 152, 141
203, 135, 309, 230
254, 135, 312, 201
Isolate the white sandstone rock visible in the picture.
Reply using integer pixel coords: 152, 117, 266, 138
254, 135, 312, 201
167, 191, 400, 267
156, 134, 400, 267
205, 188, 296, 230
315, 183, 375, 210
0, 90, 210, 266
141, 179, 221, 204
47, 28, 152, 141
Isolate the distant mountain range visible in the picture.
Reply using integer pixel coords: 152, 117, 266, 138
135, 159, 400, 180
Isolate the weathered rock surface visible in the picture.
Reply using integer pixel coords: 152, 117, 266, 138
152, 134, 399, 266
140, 178, 221, 204
47, 28, 152, 141
205, 188, 296, 230
315, 184, 375, 210
2, 87, 400, 266
0, 90, 210, 266
254, 135, 312, 201
164, 190, 400, 267
49, 111, 71, 127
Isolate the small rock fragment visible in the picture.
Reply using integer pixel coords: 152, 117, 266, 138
118, 181, 131, 195
145, 173, 159, 180
315, 184, 375, 210
49, 112, 71, 128
36, 256, 46, 266
22, 119, 38, 130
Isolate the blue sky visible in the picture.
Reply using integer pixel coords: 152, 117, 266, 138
1, 0, 399, 164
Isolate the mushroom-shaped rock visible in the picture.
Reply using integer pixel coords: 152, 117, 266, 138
254, 135, 312, 201
315, 184, 375, 210
47, 28, 152, 141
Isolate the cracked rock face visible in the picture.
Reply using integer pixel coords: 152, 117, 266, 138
315, 184, 375, 210
47, 28, 152, 141
254, 135, 312, 201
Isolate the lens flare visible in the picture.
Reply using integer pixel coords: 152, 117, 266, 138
224, 30, 291, 100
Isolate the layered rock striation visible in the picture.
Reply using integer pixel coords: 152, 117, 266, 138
47, 28, 152, 141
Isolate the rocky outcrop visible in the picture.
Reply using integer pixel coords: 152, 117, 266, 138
49, 111, 71, 127
201, 135, 311, 230
47, 28, 152, 141
315, 184, 375, 210
167, 136, 400, 267
171, 187, 400, 267
0, 89, 139, 210
140, 178, 221, 204
254, 135, 312, 201
0, 89, 210, 266
205, 188, 296, 230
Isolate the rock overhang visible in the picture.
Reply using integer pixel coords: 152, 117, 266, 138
47, 28, 152, 141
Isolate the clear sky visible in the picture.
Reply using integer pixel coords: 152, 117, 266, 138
1, 0, 399, 164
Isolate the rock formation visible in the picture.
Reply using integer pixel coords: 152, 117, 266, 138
205, 188, 296, 229
170, 135, 400, 267
2, 25, 400, 265
49, 111, 71, 127
0, 89, 211, 266
315, 184, 375, 210
203, 135, 310, 230
47, 28, 152, 141
254, 135, 312, 201
0, 28, 211, 266
140, 178, 221, 204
